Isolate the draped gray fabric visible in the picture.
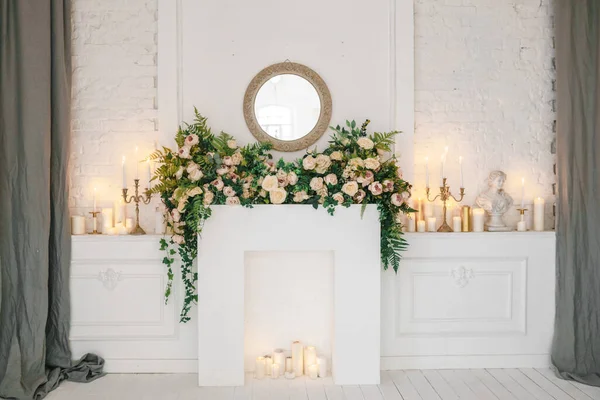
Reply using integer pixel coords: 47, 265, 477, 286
552, 0, 600, 386
0, 1, 104, 398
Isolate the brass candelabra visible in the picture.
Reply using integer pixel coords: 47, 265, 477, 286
425, 178, 465, 232
122, 178, 152, 235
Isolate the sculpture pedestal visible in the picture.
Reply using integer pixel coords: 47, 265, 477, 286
485, 212, 511, 231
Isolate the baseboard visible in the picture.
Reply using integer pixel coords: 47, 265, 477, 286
380, 354, 552, 370
102, 359, 198, 373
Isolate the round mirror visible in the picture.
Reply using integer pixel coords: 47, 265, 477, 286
244, 62, 332, 152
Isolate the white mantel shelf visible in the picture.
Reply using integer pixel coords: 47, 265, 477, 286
69, 218, 556, 374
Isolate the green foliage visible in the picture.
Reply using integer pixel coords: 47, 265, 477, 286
153, 111, 413, 322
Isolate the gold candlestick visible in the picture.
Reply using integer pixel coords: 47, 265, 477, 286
89, 211, 101, 234
122, 178, 152, 235
425, 178, 465, 232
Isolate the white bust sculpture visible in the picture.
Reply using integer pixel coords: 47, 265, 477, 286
475, 170, 513, 231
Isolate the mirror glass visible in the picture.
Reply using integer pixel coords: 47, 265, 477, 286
254, 74, 321, 141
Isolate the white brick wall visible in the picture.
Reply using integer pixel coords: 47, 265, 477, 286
70, 0, 555, 231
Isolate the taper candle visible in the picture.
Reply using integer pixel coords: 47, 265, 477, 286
135, 146, 139, 179
93, 187, 97, 212
425, 156, 430, 188
122, 156, 126, 188
459, 156, 464, 188
521, 177, 525, 209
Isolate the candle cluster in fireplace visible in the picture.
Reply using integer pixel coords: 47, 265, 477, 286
255, 341, 327, 380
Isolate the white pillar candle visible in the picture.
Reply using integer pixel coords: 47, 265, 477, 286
101, 208, 113, 234
255, 357, 266, 379
417, 220, 426, 233
264, 356, 273, 376
534, 197, 545, 231
107, 227, 118, 235
304, 346, 317, 375
407, 213, 416, 232
155, 207, 166, 234
114, 199, 125, 224
71, 215, 86, 235
125, 218, 134, 233
122, 155, 127, 188
424, 202, 433, 218
116, 222, 128, 235
307, 364, 318, 380
273, 349, 286, 373
452, 216, 462, 232
517, 220, 527, 232
284, 371, 296, 380
271, 363, 280, 379
285, 357, 293, 373
427, 217, 437, 232
291, 341, 304, 376
317, 356, 327, 378
472, 208, 485, 232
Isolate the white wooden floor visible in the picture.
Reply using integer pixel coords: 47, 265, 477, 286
46, 369, 600, 400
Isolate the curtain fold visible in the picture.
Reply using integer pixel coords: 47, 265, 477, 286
0, 1, 104, 399
553, 0, 600, 386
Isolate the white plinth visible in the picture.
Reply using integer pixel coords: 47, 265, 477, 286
196, 205, 381, 386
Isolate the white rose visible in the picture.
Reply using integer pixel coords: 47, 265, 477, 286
303, 155, 317, 170
315, 154, 331, 174
171, 209, 181, 222
357, 137, 374, 150
231, 151, 243, 166
324, 173, 338, 186
185, 134, 199, 146
261, 175, 279, 191
332, 192, 345, 204
186, 162, 199, 174
391, 193, 404, 207
287, 171, 298, 185
216, 167, 229, 175
348, 157, 364, 170
178, 146, 191, 159
227, 139, 237, 149
402, 191, 410, 201
189, 169, 203, 182
172, 234, 185, 245
259, 189, 268, 197
187, 187, 203, 197
223, 156, 233, 166
364, 157, 381, 170
175, 166, 184, 180
276, 169, 288, 187
293, 191, 309, 203
269, 187, 287, 204
310, 177, 324, 191
341, 181, 359, 197
203, 191, 214, 205
223, 186, 236, 197
212, 178, 224, 191
330, 151, 343, 161
177, 196, 188, 212
226, 196, 240, 206
396, 166, 404, 179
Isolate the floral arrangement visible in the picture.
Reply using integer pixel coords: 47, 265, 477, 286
150, 109, 413, 322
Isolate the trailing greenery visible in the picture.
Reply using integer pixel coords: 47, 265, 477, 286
151, 109, 414, 322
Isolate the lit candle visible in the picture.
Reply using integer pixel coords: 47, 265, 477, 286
472, 208, 485, 232
459, 156, 464, 188
285, 357, 293, 373
291, 341, 304, 376
101, 207, 114, 234
271, 363, 280, 379
125, 218, 134, 233
122, 156, 127, 188
317, 356, 327, 378
273, 349, 286, 374
534, 197, 545, 231
264, 356, 273, 376
255, 357, 266, 379
93, 187, 97, 212
440, 146, 448, 186
425, 156, 430, 188
303, 346, 317, 376
135, 146, 139, 179
453, 216, 462, 232
146, 158, 151, 189
427, 217, 437, 232
307, 364, 318, 380
417, 220, 426, 233
521, 177, 525, 209
407, 213, 416, 232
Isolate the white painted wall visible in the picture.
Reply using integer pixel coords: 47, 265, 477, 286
70, 0, 555, 232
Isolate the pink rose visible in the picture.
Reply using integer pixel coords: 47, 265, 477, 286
397, 166, 404, 179
368, 181, 383, 196
391, 193, 404, 207
383, 179, 394, 192
324, 173, 338, 186
211, 178, 224, 191
358, 170, 374, 187
354, 189, 366, 203
216, 167, 229, 176
185, 134, 199, 146
223, 156, 233, 166
173, 234, 185, 244
332, 192, 345, 204
226, 196, 240, 206
223, 186, 236, 197
178, 146, 191, 159
171, 209, 181, 222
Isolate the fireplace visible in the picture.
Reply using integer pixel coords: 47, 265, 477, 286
196, 205, 381, 386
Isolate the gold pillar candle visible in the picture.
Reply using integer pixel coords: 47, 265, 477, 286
462, 206, 471, 232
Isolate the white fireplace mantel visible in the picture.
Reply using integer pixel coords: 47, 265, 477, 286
196, 205, 382, 386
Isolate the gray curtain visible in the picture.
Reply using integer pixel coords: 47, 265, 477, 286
553, 0, 600, 386
0, 1, 104, 399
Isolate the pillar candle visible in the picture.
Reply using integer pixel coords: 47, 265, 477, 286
452, 216, 462, 232
107, 227, 118, 235
101, 208, 113, 234
271, 363, 280, 379
255, 357, 266, 379
291, 341, 304, 376
264, 356, 273, 376
461, 206, 471, 232
71, 215, 86, 235
317, 356, 327, 378
273, 349, 286, 373
116, 222, 128, 235
472, 208, 485, 232
407, 213, 416, 232
115, 199, 125, 224
417, 220, 426, 233
125, 218, 134, 233
424, 202, 433, 218
285, 357, 293, 373
427, 217, 437, 232
534, 197, 545, 231
307, 364, 318, 380
304, 346, 317, 375
416, 198, 423, 221
517, 220, 527, 232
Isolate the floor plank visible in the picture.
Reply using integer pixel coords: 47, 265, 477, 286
487, 369, 544, 400
437, 370, 478, 400
322, 376, 345, 400
343, 385, 365, 400
471, 369, 517, 400
520, 368, 575, 400
535, 368, 594, 400
505, 368, 555, 400
421, 370, 459, 400
453, 369, 499, 400
388, 370, 423, 400
360, 385, 384, 400
378, 371, 404, 400
405, 370, 441, 400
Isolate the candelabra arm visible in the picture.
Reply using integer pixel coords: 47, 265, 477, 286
449, 187, 466, 203
425, 187, 442, 202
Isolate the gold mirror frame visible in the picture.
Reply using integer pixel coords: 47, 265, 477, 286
243, 62, 333, 152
